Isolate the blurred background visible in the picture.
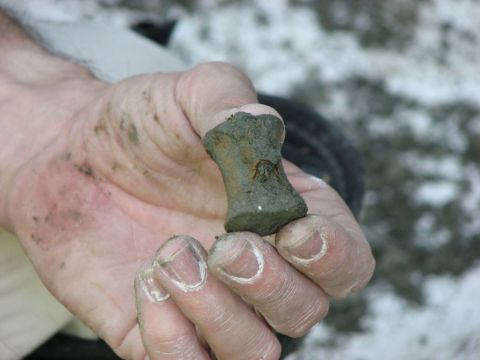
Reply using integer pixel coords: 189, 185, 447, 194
8, 0, 480, 358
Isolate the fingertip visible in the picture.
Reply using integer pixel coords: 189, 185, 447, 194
134, 259, 170, 308
203, 103, 284, 140
276, 213, 375, 299
275, 214, 331, 265
176, 61, 284, 139
208, 232, 262, 266
208, 232, 265, 285
208, 231, 329, 340
153, 235, 208, 294
151, 232, 278, 360
134, 254, 210, 360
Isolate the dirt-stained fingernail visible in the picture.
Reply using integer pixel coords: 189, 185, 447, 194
277, 215, 328, 266
135, 260, 170, 303
154, 235, 208, 292
208, 232, 264, 284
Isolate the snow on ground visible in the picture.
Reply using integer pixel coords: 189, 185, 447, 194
3, 0, 480, 359
169, 0, 480, 107
293, 263, 480, 360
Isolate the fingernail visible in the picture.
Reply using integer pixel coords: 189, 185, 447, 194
284, 225, 328, 265
209, 233, 264, 284
154, 235, 207, 292
135, 260, 170, 303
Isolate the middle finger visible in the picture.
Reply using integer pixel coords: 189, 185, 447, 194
153, 235, 281, 360
208, 232, 329, 337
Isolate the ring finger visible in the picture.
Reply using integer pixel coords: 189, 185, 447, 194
152, 235, 281, 360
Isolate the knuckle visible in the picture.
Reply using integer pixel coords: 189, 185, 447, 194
293, 302, 329, 337
254, 271, 291, 304
150, 334, 199, 359
327, 254, 375, 299
316, 238, 369, 298
206, 309, 236, 334
257, 337, 282, 360
237, 328, 281, 360
258, 273, 305, 312
272, 300, 329, 338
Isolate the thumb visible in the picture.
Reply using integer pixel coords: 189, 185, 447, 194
175, 61, 282, 138
75, 62, 282, 214
84, 61, 282, 167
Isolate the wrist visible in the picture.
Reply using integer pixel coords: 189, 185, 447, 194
0, 9, 104, 231
0, 47, 93, 85
0, 9, 93, 86
0, 32, 94, 86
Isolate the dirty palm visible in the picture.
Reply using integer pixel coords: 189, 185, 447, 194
7, 61, 373, 359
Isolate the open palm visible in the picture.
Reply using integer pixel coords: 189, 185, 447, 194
6, 63, 374, 359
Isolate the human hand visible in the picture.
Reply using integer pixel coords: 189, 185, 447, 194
1, 58, 374, 359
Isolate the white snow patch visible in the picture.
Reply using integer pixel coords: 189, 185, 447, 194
466, 115, 480, 134
414, 213, 450, 249
366, 116, 399, 136
461, 165, 480, 237
292, 264, 480, 360
401, 153, 463, 181
397, 109, 432, 138
170, 4, 369, 95
432, 0, 480, 33
416, 181, 458, 206
3, 0, 137, 26
170, 0, 480, 108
